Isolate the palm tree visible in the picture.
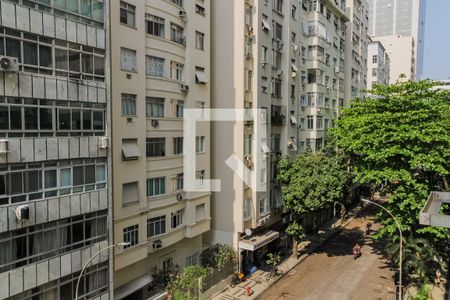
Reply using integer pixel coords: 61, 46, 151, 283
388, 236, 445, 283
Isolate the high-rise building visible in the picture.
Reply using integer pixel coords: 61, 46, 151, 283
345, 0, 370, 99
208, 0, 348, 273
367, 0, 426, 80
109, 0, 211, 299
0, 0, 110, 299
367, 41, 390, 89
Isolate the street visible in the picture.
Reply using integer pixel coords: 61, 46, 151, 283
258, 213, 396, 300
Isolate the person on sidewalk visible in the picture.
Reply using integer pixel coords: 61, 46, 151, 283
435, 269, 442, 285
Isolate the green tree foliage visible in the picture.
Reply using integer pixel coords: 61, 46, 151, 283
200, 243, 236, 270
285, 221, 306, 257
167, 265, 209, 299
331, 80, 450, 241
277, 151, 351, 215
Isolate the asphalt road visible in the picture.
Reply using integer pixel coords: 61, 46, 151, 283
258, 214, 396, 300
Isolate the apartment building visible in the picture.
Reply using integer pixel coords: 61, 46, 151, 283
110, 0, 211, 298
208, 0, 348, 274
367, 41, 390, 89
298, 0, 349, 152
367, 0, 426, 81
344, 0, 369, 99
0, 0, 110, 299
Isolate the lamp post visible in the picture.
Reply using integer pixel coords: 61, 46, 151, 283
75, 242, 130, 300
361, 198, 403, 300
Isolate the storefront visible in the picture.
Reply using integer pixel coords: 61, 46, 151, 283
238, 230, 280, 274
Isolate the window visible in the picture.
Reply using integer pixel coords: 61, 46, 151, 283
175, 100, 184, 117
120, 48, 136, 72
146, 138, 166, 157
197, 102, 205, 118
316, 116, 323, 129
372, 68, 377, 76
196, 170, 205, 188
271, 78, 282, 98
261, 76, 268, 93
315, 138, 323, 151
171, 0, 183, 7
146, 14, 165, 37
372, 55, 377, 64
122, 138, 140, 160
244, 135, 252, 155
170, 62, 184, 81
120, 1, 135, 27
173, 137, 183, 155
273, 22, 283, 40
146, 97, 164, 117
195, 4, 205, 16
146, 56, 164, 77
121, 94, 136, 116
307, 115, 313, 129
171, 209, 184, 228
186, 253, 198, 266
244, 198, 252, 219
170, 23, 185, 45
259, 198, 269, 215
272, 50, 282, 69
291, 5, 297, 19
147, 216, 166, 237
273, 0, 283, 13
163, 258, 174, 271
195, 31, 205, 50
173, 173, 183, 191
271, 134, 281, 152
262, 46, 268, 62
196, 136, 206, 153
195, 204, 206, 222
123, 225, 139, 248
123, 181, 139, 206
147, 177, 165, 197
324, 119, 329, 129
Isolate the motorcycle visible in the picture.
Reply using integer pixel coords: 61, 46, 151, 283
353, 245, 361, 259
230, 273, 244, 287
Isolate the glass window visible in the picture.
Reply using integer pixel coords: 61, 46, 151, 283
23, 42, 38, 65
69, 51, 80, 72
55, 49, 68, 70
60, 168, 72, 187
147, 216, 166, 237
92, 0, 104, 22
145, 56, 164, 77
81, 0, 91, 17
173, 137, 183, 155
82, 54, 93, 74
120, 1, 136, 27
6, 38, 20, 62
44, 170, 57, 189
10, 172, 23, 194
73, 166, 84, 186
94, 56, 104, 75
24, 107, 38, 130
85, 165, 95, 184
146, 14, 165, 37
71, 110, 81, 130
83, 110, 92, 130
146, 138, 166, 157
96, 165, 106, 182
0, 106, 8, 130
39, 108, 52, 130
10, 106, 22, 130
24, 170, 41, 192
147, 177, 165, 197
58, 109, 71, 130
93, 111, 104, 130
146, 97, 164, 117
123, 225, 139, 248
121, 94, 136, 116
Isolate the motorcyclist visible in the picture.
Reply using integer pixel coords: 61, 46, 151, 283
353, 243, 361, 258
365, 222, 372, 234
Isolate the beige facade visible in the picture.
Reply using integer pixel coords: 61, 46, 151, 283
367, 41, 390, 89
208, 0, 349, 272
344, 0, 369, 99
109, 0, 211, 298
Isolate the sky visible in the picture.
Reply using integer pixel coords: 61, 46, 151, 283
422, 0, 450, 80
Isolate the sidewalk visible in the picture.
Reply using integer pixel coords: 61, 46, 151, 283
211, 208, 362, 300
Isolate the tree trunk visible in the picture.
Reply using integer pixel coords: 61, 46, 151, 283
443, 177, 449, 191
292, 238, 298, 259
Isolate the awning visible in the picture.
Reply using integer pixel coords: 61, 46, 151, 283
290, 115, 297, 124
114, 274, 153, 300
239, 230, 279, 251
262, 20, 271, 31
122, 139, 140, 160
261, 142, 270, 153
288, 138, 298, 151
291, 64, 299, 72
195, 71, 208, 84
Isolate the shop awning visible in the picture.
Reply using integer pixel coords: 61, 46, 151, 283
114, 274, 153, 300
239, 230, 279, 251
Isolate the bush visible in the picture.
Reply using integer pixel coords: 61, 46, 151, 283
200, 244, 236, 270
409, 284, 431, 300
167, 265, 209, 299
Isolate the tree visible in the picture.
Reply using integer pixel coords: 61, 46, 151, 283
200, 243, 236, 270
167, 265, 209, 300
285, 221, 305, 258
331, 80, 450, 242
277, 151, 351, 216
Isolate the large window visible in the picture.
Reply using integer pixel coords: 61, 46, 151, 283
273, 22, 283, 40
271, 78, 282, 98
171, 209, 184, 229
147, 177, 165, 197
120, 1, 135, 27
0, 159, 107, 206
121, 94, 136, 116
147, 216, 166, 237
273, 0, 283, 13
146, 14, 165, 37
146, 138, 166, 157
307, 115, 314, 129
146, 56, 164, 77
173, 137, 183, 155
0, 99, 105, 137
0, 29, 105, 80
120, 48, 137, 72
146, 97, 164, 117
195, 31, 205, 50
170, 23, 185, 45
123, 225, 139, 248
170, 62, 184, 81
316, 116, 323, 129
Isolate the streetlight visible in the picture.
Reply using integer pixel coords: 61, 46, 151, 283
75, 242, 130, 300
361, 198, 403, 300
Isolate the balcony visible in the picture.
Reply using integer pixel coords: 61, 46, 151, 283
271, 114, 285, 126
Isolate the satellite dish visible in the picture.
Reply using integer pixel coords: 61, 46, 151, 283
245, 228, 253, 236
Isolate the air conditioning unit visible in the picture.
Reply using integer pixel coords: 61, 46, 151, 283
0, 56, 19, 72
334, 66, 339, 73
246, 25, 254, 33
244, 101, 252, 108
98, 137, 109, 149
180, 83, 189, 92
0, 139, 8, 154
179, 10, 187, 18
277, 70, 283, 77
176, 193, 184, 201
15, 205, 30, 222
292, 44, 298, 52
151, 120, 159, 127
261, 61, 267, 67
152, 240, 163, 249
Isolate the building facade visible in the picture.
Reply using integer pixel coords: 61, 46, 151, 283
367, 0, 426, 80
367, 40, 390, 89
109, 0, 211, 299
208, 0, 348, 274
344, 0, 369, 99
0, 0, 110, 299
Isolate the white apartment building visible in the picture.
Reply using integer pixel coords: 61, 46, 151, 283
0, 0, 110, 299
367, 0, 426, 80
209, 0, 348, 274
367, 41, 390, 89
344, 0, 369, 99
110, 0, 211, 299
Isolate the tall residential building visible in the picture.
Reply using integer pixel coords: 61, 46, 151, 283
0, 0, 110, 299
109, 0, 211, 299
367, 41, 390, 89
367, 0, 426, 80
208, 0, 348, 273
345, 0, 369, 99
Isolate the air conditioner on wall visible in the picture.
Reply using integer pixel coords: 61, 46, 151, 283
0, 139, 8, 154
181, 83, 189, 92
98, 137, 109, 149
0, 56, 19, 72
176, 194, 184, 201
179, 10, 187, 18
15, 205, 30, 222
151, 120, 159, 127
152, 240, 163, 249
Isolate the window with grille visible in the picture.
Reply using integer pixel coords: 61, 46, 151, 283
146, 56, 165, 77
120, 48, 137, 72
